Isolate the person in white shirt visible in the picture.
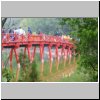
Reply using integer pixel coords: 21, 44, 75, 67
14, 27, 26, 35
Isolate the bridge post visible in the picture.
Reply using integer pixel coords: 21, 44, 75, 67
27, 46, 32, 63
40, 44, 44, 75
68, 47, 72, 64
23, 47, 27, 70
9, 48, 13, 72
64, 48, 68, 67
48, 44, 53, 73
55, 45, 59, 71
14, 48, 20, 81
61, 44, 67, 67
61, 46, 64, 57
31, 46, 36, 62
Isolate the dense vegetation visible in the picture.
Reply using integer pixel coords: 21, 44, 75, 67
60, 18, 98, 82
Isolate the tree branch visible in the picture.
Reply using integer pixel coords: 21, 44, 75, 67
2, 18, 7, 28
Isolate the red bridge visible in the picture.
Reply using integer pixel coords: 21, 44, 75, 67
2, 33, 75, 81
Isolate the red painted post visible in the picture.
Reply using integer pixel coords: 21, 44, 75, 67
14, 48, 20, 81
48, 45, 53, 73
31, 46, 36, 62
55, 45, 59, 71
64, 48, 68, 67
23, 47, 27, 70
27, 46, 32, 63
9, 48, 13, 72
40, 44, 44, 74
61, 46, 64, 57
62, 45, 67, 67
68, 47, 72, 64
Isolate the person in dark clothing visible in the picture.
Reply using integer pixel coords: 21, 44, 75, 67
54, 31, 59, 36
37, 29, 42, 35
37, 31, 40, 35
9, 29, 14, 41
9, 29, 14, 34
28, 27, 32, 34
2, 28, 6, 33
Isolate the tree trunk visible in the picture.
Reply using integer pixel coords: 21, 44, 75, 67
2, 18, 7, 28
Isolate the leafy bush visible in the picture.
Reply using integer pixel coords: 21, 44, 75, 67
60, 18, 98, 82
2, 68, 14, 82
18, 50, 40, 82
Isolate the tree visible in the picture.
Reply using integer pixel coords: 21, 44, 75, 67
2, 18, 7, 28
60, 18, 98, 81
2, 18, 22, 32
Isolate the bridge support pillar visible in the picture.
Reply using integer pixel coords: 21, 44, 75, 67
9, 48, 13, 72
40, 44, 44, 75
23, 47, 27, 70
48, 45, 53, 73
27, 47, 32, 63
16, 62, 20, 82
61, 46, 64, 58
31, 46, 36, 62
64, 49, 68, 67
14, 48, 20, 81
61, 45, 67, 67
68, 47, 72, 64
55, 45, 59, 71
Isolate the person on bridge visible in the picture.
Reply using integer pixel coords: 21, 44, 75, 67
14, 27, 26, 35
2, 28, 6, 41
9, 28, 15, 41
54, 31, 61, 36
9, 29, 14, 34
2, 28, 6, 33
38, 31, 44, 36
28, 27, 32, 34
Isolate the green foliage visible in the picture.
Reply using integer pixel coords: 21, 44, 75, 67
60, 18, 98, 82
58, 67, 97, 82
19, 61, 40, 82
18, 50, 40, 82
29, 61, 38, 81
2, 68, 14, 82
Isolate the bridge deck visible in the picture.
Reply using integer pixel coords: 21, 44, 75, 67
2, 33, 74, 48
